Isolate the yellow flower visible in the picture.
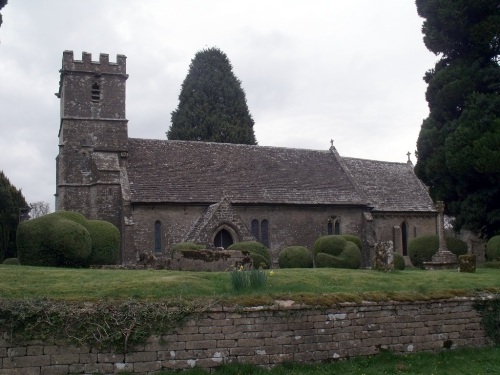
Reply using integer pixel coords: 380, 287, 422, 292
269, 271, 275, 276
239, 265, 244, 271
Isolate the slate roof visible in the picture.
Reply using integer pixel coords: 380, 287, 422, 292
127, 139, 367, 205
126, 139, 435, 213
342, 157, 435, 212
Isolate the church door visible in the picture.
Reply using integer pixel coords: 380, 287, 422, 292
214, 229, 234, 249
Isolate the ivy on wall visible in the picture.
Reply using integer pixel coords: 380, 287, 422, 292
0, 299, 202, 352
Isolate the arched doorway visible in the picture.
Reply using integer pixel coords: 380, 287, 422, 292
401, 221, 408, 256
214, 229, 234, 249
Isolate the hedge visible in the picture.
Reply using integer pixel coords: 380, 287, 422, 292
17, 211, 120, 267
228, 241, 271, 268
278, 246, 313, 268
408, 235, 467, 269
486, 235, 500, 262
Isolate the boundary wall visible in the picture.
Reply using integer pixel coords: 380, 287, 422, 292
1, 298, 492, 374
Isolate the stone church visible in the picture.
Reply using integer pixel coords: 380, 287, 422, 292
55, 51, 437, 267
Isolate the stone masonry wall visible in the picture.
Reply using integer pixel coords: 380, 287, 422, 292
0, 297, 491, 374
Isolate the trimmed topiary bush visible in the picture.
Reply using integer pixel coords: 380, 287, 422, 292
228, 241, 271, 269
342, 234, 362, 250
86, 220, 120, 265
394, 253, 405, 270
17, 211, 120, 268
408, 235, 468, 269
486, 235, 500, 262
2, 257, 20, 265
278, 246, 313, 268
313, 235, 361, 269
313, 235, 347, 257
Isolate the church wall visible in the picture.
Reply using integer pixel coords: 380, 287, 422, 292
372, 213, 437, 255
129, 204, 208, 261
126, 204, 367, 266
234, 205, 365, 265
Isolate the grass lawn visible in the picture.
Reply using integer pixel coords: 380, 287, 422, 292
0, 265, 498, 304
153, 347, 500, 375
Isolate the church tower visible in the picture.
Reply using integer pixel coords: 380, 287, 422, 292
55, 51, 129, 240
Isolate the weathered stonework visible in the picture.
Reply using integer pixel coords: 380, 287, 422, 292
0, 297, 493, 374
55, 51, 438, 267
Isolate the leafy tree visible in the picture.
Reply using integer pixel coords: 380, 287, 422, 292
414, 0, 500, 237
168, 47, 257, 145
0, 170, 28, 261
0, 0, 7, 28
30, 201, 51, 219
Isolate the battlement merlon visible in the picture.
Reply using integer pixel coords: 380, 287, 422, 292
61, 50, 127, 76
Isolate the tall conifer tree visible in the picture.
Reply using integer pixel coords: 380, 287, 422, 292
0, 170, 28, 260
415, 0, 500, 236
168, 47, 257, 145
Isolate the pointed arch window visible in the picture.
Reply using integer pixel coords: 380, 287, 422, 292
327, 217, 341, 235
401, 221, 408, 256
327, 221, 333, 235
251, 219, 259, 240
261, 219, 270, 248
91, 82, 101, 102
154, 220, 162, 253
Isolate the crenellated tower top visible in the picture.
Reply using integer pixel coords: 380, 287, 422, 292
61, 50, 127, 76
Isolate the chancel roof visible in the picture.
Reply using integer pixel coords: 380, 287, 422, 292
343, 157, 435, 212
127, 139, 435, 212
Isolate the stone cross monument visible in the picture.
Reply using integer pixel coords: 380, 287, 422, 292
424, 201, 457, 269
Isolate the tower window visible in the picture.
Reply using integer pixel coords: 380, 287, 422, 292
91, 82, 101, 102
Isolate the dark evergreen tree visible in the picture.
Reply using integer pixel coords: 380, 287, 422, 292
415, 0, 500, 237
168, 47, 257, 145
0, 0, 7, 28
0, 170, 28, 260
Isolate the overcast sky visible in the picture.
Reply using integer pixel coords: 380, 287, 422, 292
0, 1, 437, 210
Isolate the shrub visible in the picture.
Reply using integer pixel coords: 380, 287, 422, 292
342, 234, 362, 249
315, 252, 341, 268
2, 257, 20, 265
17, 211, 120, 268
339, 241, 362, 269
394, 253, 405, 270
312, 235, 346, 257
313, 235, 361, 269
228, 241, 271, 268
278, 246, 313, 268
49, 219, 92, 266
409, 235, 468, 269
86, 220, 120, 265
486, 235, 500, 261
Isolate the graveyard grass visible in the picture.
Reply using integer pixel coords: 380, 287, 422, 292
0, 265, 498, 303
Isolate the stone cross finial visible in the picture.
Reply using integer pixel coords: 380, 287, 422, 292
406, 151, 411, 163
330, 139, 334, 148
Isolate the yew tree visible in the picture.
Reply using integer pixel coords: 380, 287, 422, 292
168, 47, 257, 145
414, 0, 500, 237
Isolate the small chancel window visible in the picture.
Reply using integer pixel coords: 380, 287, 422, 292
91, 82, 101, 102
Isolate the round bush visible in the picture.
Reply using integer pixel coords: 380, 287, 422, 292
86, 220, 120, 265
486, 235, 500, 261
341, 241, 362, 269
49, 219, 92, 266
313, 235, 347, 257
342, 234, 362, 250
393, 253, 405, 270
228, 241, 271, 268
2, 257, 20, 265
17, 211, 120, 268
278, 246, 313, 268
315, 252, 340, 268
409, 235, 468, 269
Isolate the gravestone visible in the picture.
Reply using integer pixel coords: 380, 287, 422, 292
373, 241, 394, 271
